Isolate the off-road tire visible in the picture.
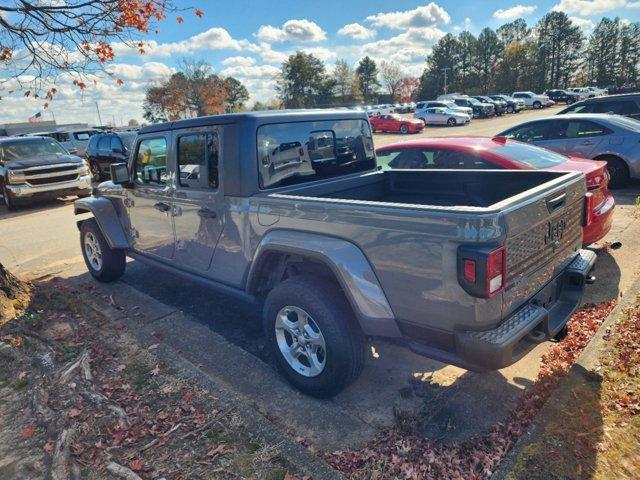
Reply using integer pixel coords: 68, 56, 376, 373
80, 218, 126, 282
263, 275, 366, 398
600, 156, 629, 189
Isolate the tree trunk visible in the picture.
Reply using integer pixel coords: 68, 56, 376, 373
0, 262, 30, 323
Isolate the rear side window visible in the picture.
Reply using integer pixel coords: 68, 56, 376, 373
74, 131, 92, 141
134, 138, 168, 185
257, 119, 375, 189
563, 120, 610, 138
594, 100, 639, 115
177, 133, 219, 189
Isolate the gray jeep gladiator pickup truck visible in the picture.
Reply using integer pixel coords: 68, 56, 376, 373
74, 110, 596, 397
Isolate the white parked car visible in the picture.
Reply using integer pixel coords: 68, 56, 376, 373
567, 88, 591, 101
375, 104, 395, 115
415, 100, 473, 119
512, 91, 551, 109
415, 107, 471, 126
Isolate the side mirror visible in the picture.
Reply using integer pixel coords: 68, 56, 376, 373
112, 147, 124, 154
68, 148, 79, 155
110, 163, 131, 185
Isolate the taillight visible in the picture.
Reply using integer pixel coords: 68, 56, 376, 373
584, 192, 595, 226
486, 247, 506, 296
457, 246, 507, 298
586, 176, 601, 190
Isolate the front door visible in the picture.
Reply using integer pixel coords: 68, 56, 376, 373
127, 135, 175, 261
171, 129, 224, 272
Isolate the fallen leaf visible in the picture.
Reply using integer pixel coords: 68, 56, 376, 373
161, 385, 173, 394
20, 425, 36, 440
150, 365, 160, 376
130, 459, 143, 471
68, 408, 82, 418
43, 441, 55, 453
116, 364, 126, 372
148, 343, 160, 351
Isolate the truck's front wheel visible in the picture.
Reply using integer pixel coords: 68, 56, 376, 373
263, 275, 365, 398
80, 219, 125, 282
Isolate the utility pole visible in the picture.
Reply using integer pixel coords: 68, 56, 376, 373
49, 110, 56, 124
442, 67, 451, 95
94, 101, 103, 126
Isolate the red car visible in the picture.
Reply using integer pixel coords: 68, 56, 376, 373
376, 137, 615, 245
370, 114, 424, 134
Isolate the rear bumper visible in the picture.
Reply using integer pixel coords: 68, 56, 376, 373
409, 249, 596, 371
6, 175, 92, 198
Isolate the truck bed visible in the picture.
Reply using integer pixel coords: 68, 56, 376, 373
273, 169, 569, 210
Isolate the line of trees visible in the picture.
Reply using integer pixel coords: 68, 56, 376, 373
275, 12, 639, 109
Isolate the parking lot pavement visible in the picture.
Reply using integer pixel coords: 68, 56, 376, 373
373, 104, 564, 147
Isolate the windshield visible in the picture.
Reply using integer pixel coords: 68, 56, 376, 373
118, 132, 137, 150
494, 142, 567, 168
257, 119, 376, 189
467, 98, 482, 106
0, 138, 67, 161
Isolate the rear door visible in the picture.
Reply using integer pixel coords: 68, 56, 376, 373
171, 128, 224, 272
559, 119, 609, 157
127, 134, 175, 261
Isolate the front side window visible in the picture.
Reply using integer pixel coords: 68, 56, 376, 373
258, 119, 375, 189
134, 137, 168, 186
561, 103, 594, 114
503, 121, 551, 142
110, 136, 124, 151
177, 132, 219, 189
594, 100, 638, 115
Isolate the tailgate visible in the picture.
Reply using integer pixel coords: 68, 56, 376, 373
500, 172, 586, 317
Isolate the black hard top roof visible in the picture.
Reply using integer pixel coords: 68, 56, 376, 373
0, 136, 54, 144
580, 93, 639, 103
138, 109, 369, 135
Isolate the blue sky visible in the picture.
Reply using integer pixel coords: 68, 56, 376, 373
2, 1, 639, 125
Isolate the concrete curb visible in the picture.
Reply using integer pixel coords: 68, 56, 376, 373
79, 287, 345, 480
492, 273, 640, 479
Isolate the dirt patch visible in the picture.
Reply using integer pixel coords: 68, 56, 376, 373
0, 276, 300, 480
0, 262, 30, 322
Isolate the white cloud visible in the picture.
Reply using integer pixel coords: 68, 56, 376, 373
360, 27, 445, 66
552, 0, 627, 15
112, 28, 260, 58
219, 64, 279, 79
365, 3, 450, 30
569, 16, 596, 30
221, 56, 256, 67
493, 5, 537, 20
106, 62, 174, 81
256, 19, 326, 43
337, 22, 376, 40
301, 47, 337, 62
256, 43, 289, 64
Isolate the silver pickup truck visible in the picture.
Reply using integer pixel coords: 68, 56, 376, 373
74, 110, 596, 397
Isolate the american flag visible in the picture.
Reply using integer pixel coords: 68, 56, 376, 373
28, 111, 42, 123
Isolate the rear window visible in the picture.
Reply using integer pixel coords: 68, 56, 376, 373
493, 142, 567, 168
257, 119, 376, 189
73, 131, 93, 141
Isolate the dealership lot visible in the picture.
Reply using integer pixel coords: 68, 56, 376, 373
1, 105, 639, 453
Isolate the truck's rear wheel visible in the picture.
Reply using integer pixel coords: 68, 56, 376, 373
263, 275, 365, 398
80, 218, 125, 282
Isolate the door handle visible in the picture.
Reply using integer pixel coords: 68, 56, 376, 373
197, 208, 217, 219
153, 202, 171, 213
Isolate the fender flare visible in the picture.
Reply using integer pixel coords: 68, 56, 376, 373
74, 197, 129, 250
247, 230, 401, 338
